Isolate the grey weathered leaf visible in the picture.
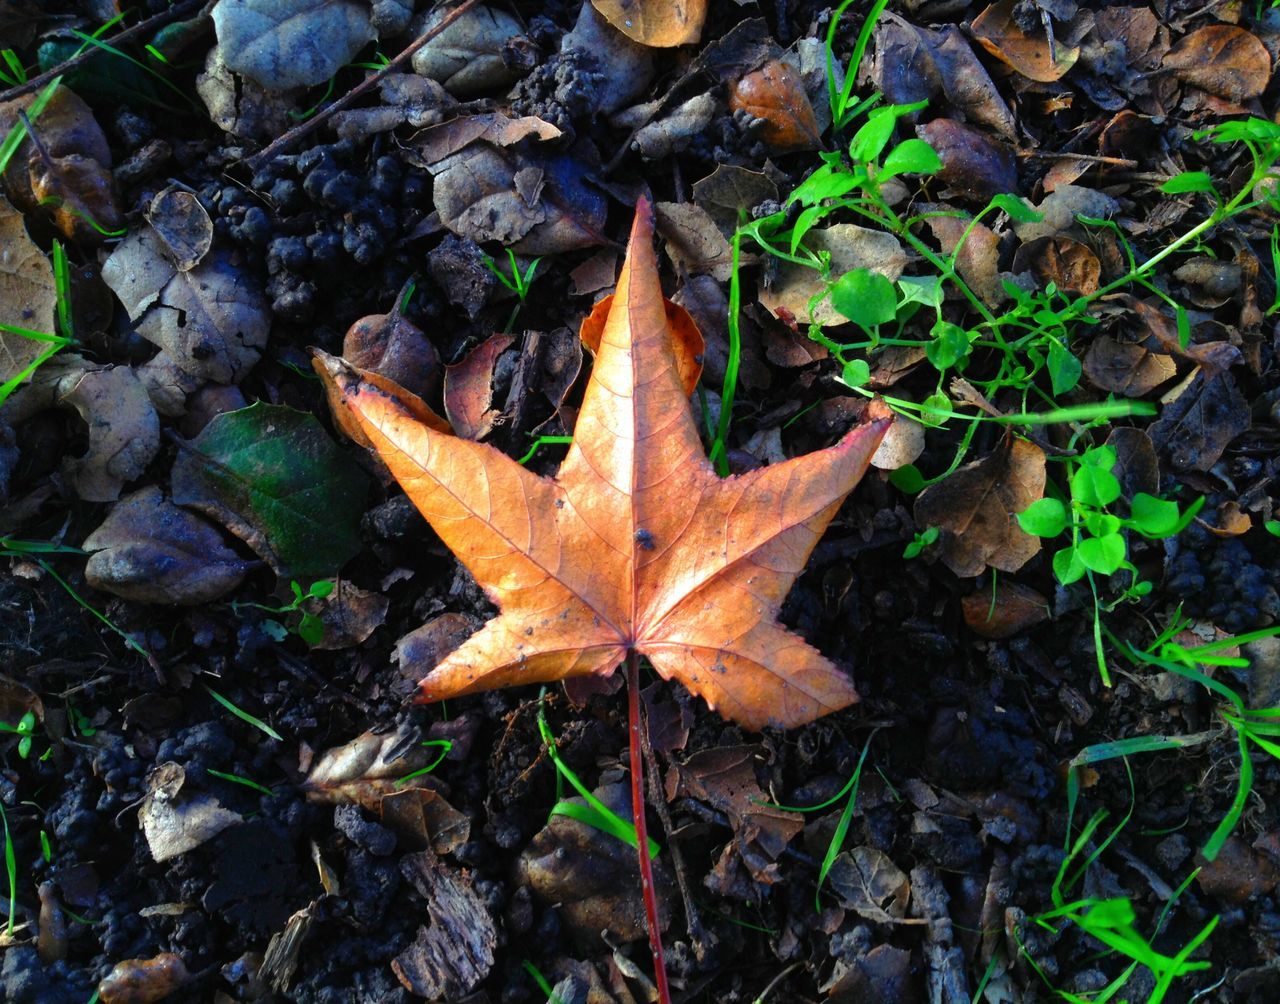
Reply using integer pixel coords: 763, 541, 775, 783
0, 194, 58, 387
140, 762, 242, 863
212, 0, 374, 92
58, 366, 160, 503
410, 4, 524, 96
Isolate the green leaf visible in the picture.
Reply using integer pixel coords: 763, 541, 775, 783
298, 612, 325, 646
1077, 533, 1126, 575
1160, 171, 1217, 195
1018, 498, 1068, 538
849, 111, 896, 162
1266, 520, 1280, 538
881, 138, 941, 178
830, 268, 897, 329
988, 193, 1043, 224
890, 464, 925, 493
1047, 340, 1081, 395
1082, 511, 1121, 538
1071, 461, 1121, 508
919, 393, 951, 427
925, 320, 970, 371
897, 274, 944, 309
1081, 446, 1117, 469
1053, 545, 1087, 585
840, 358, 870, 387
1128, 494, 1181, 537
172, 403, 368, 578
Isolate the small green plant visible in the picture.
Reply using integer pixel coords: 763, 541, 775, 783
0, 801, 14, 937
231, 579, 334, 645
0, 711, 38, 759
903, 526, 938, 559
204, 684, 284, 742
521, 960, 565, 1004
395, 739, 453, 786
205, 769, 275, 796
536, 691, 660, 856
483, 248, 542, 333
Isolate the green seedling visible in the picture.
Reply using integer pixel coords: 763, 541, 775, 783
231, 579, 334, 645
204, 684, 283, 742
394, 739, 453, 786
824, 0, 890, 133
521, 960, 565, 1004
0, 711, 38, 759
516, 434, 573, 466
0, 48, 27, 86
903, 526, 938, 559
0, 802, 14, 936
206, 769, 275, 796
765, 729, 877, 912
483, 248, 542, 333
39, 830, 51, 865
536, 691, 660, 857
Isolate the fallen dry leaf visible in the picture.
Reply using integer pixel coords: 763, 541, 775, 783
1083, 336, 1176, 397
729, 59, 821, 153
1013, 236, 1101, 298
1163, 25, 1270, 103
590, 0, 706, 48
0, 194, 58, 389
917, 119, 1018, 201
914, 437, 1046, 577
827, 846, 911, 924
971, 1, 1079, 83
318, 200, 891, 730
443, 333, 513, 441
961, 580, 1050, 639
139, 762, 242, 863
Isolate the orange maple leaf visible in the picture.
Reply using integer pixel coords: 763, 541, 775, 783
317, 200, 891, 730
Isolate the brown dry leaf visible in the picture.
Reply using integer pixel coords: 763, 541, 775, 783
632, 93, 718, 160
304, 580, 388, 650
962, 580, 1050, 639
692, 165, 779, 231
97, 953, 192, 1004
1149, 370, 1250, 472
1164, 25, 1270, 103
443, 333, 514, 440
914, 438, 1046, 577
57, 366, 161, 503
1083, 336, 1176, 397
302, 728, 469, 854
410, 4, 522, 95
668, 745, 803, 883
917, 119, 1018, 201
590, 0, 706, 48
411, 112, 562, 164
730, 59, 822, 153
1200, 500, 1252, 538
139, 762, 242, 863
827, 846, 912, 924
971, 1, 1080, 82
655, 200, 734, 280
1012, 236, 1101, 297
343, 306, 442, 396
1107, 426, 1159, 499
0, 194, 57, 389
925, 211, 1003, 308
144, 185, 212, 272
318, 200, 891, 730
393, 612, 476, 695
0, 85, 123, 244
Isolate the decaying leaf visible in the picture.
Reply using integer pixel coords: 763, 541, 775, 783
655, 200, 734, 280
58, 365, 160, 503
667, 745, 803, 884
412, 112, 561, 164
1012, 236, 1101, 297
443, 334, 514, 441
212, 0, 375, 92
171, 403, 368, 579
517, 782, 674, 943
730, 59, 822, 153
759, 224, 909, 328
302, 728, 469, 854
692, 164, 779, 230
411, 4, 524, 96
971, 1, 1079, 82
0, 194, 58, 389
1163, 25, 1270, 103
917, 119, 1017, 201
393, 613, 476, 695
83, 486, 254, 604
144, 185, 213, 272
590, 0, 706, 47
139, 762, 243, 863
196, 44, 296, 142
304, 580, 388, 651
392, 851, 497, 998
631, 93, 718, 160
0, 84, 123, 244
1083, 336, 1176, 397
97, 952, 192, 1004
827, 846, 911, 924
101, 225, 270, 384
961, 580, 1050, 639
1149, 370, 1250, 472
925, 211, 1003, 308
914, 438, 1046, 577
317, 201, 892, 729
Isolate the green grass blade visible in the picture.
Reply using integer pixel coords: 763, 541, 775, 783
204, 684, 284, 741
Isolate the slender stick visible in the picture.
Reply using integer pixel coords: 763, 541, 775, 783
242, 0, 482, 171
627, 649, 671, 1004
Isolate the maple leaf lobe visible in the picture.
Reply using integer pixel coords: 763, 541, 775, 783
321, 199, 891, 730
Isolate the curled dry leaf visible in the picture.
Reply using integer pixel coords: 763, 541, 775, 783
729, 59, 822, 153
316, 201, 892, 730
97, 952, 192, 1004
914, 438, 1046, 577
83, 486, 254, 605
590, 0, 706, 47
1149, 370, 1250, 472
212, 0, 374, 92
144, 185, 213, 272
925, 210, 1003, 308
516, 782, 674, 942
632, 92, 717, 160
655, 200, 734, 280
58, 366, 160, 503
443, 333, 514, 440
1012, 236, 1101, 297
0, 85, 123, 244
304, 580, 388, 650
1163, 25, 1270, 103
139, 762, 243, 863
196, 44, 296, 142
411, 4, 524, 96
961, 580, 1050, 639
971, 0, 1079, 82
101, 226, 270, 384
1083, 336, 1176, 397
917, 119, 1018, 201
0, 194, 57, 390
827, 846, 911, 924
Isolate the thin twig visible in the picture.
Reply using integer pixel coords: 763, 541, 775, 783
627, 650, 672, 1004
1017, 150, 1139, 168
0, 0, 211, 103
243, 0, 482, 171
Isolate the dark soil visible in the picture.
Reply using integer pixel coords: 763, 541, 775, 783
4, 1, 1280, 1002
